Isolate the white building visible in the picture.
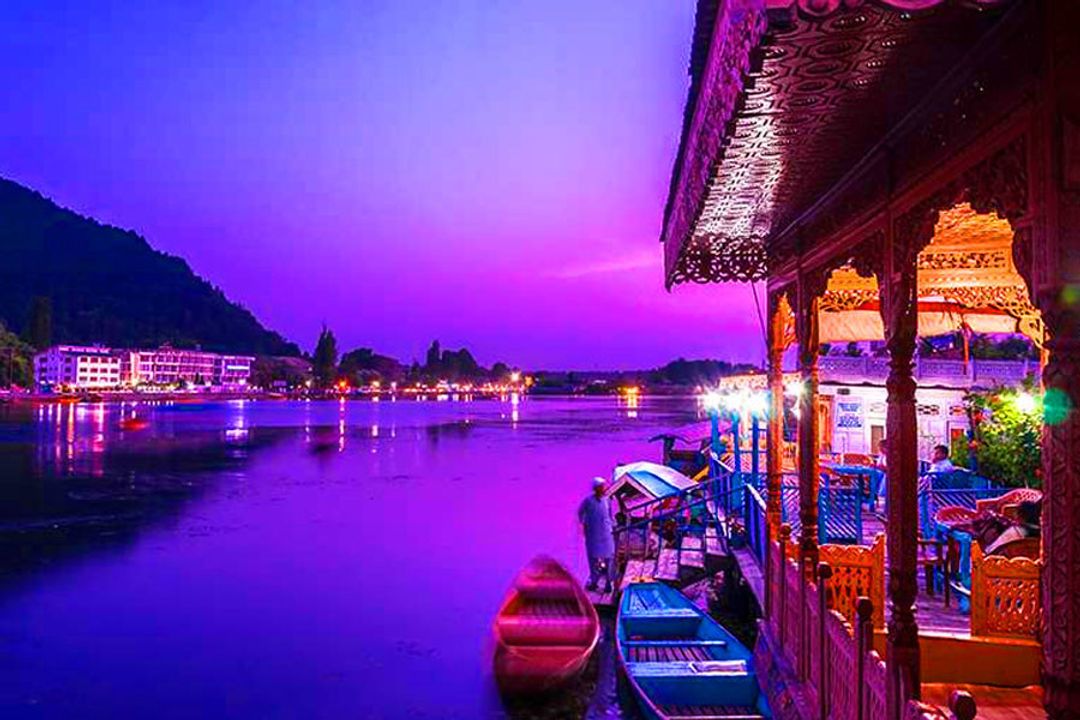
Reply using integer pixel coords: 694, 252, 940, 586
34, 345, 122, 390
119, 346, 254, 387
35, 345, 255, 391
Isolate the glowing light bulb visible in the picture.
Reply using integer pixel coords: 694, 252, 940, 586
701, 390, 723, 413
1014, 392, 1036, 414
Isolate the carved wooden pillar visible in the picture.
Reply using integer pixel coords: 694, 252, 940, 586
883, 217, 922, 720
1040, 300, 1080, 720
795, 274, 820, 577
1035, 3, 1080, 716
766, 291, 786, 539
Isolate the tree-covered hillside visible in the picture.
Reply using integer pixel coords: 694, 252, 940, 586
0, 178, 300, 356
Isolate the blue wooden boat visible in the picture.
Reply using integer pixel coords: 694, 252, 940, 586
616, 582, 771, 720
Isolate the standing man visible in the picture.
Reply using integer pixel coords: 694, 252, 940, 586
578, 477, 615, 593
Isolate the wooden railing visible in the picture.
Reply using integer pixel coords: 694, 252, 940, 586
769, 532, 889, 720
766, 529, 997, 720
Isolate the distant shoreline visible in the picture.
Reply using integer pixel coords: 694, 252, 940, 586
0, 389, 703, 405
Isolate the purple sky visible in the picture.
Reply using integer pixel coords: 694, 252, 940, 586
1, 1, 761, 369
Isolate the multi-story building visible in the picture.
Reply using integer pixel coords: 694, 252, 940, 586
36, 345, 255, 390
119, 346, 254, 387
34, 345, 122, 390
214, 354, 254, 386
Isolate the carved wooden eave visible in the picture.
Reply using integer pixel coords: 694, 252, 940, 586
660, 0, 1014, 288
815, 204, 1046, 345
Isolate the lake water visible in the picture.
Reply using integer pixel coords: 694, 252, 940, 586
0, 396, 704, 719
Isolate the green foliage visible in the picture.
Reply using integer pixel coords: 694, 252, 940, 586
949, 435, 972, 471
0, 178, 300, 356
23, 296, 51, 349
646, 358, 757, 387
250, 356, 311, 389
970, 334, 1038, 360
339, 347, 405, 385
965, 383, 1043, 488
312, 326, 339, 388
0, 321, 34, 388
425, 340, 441, 369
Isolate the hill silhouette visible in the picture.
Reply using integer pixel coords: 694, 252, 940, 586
0, 177, 299, 356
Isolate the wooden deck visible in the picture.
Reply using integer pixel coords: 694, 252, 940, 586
922, 684, 1045, 720
862, 509, 972, 635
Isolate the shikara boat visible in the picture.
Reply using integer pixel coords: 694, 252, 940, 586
493, 556, 600, 694
617, 582, 771, 720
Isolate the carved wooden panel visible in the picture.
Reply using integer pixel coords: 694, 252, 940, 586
820, 534, 886, 628
665, 1, 1009, 285
970, 542, 1040, 640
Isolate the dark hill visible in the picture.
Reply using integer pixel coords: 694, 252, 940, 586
0, 178, 300, 356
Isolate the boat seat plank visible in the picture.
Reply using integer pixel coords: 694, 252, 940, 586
627, 659, 749, 677
658, 703, 761, 719
622, 639, 728, 648
626, 608, 700, 619
630, 645, 710, 663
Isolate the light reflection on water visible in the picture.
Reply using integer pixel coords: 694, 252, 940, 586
0, 396, 702, 719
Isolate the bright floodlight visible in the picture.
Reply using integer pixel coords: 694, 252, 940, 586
747, 392, 768, 418
785, 380, 804, 399
702, 390, 723, 413
1014, 391, 1036, 414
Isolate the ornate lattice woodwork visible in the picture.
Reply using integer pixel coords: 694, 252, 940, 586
970, 542, 1041, 640
664, 1, 1010, 285
819, 534, 886, 629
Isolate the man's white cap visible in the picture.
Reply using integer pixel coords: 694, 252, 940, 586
593, 476, 607, 487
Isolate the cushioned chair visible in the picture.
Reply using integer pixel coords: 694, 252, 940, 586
991, 536, 1040, 559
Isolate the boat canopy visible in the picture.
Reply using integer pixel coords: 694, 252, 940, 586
610, 461, 698, 501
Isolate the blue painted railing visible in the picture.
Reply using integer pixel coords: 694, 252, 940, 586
744, 483, 769, 564
817, 474, 864, 545
918, 486, 1010, 538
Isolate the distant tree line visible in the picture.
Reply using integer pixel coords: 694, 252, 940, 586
252, 329, 519, 390
530, 358, 759, 394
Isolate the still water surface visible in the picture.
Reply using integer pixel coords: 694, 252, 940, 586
0, 396, 702, 719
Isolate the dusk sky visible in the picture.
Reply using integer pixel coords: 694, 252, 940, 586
1, 1, 762, 369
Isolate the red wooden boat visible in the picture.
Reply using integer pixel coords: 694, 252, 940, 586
493, 556, 601, 694
119, 417, 150, 431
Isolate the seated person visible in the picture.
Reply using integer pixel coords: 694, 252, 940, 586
919, 444, 956, 493
985, 499, 1041, 555
875, 439, 888, 469
928, 444, 955, 474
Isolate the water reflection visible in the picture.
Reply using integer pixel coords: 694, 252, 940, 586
0, 397, 704, 718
